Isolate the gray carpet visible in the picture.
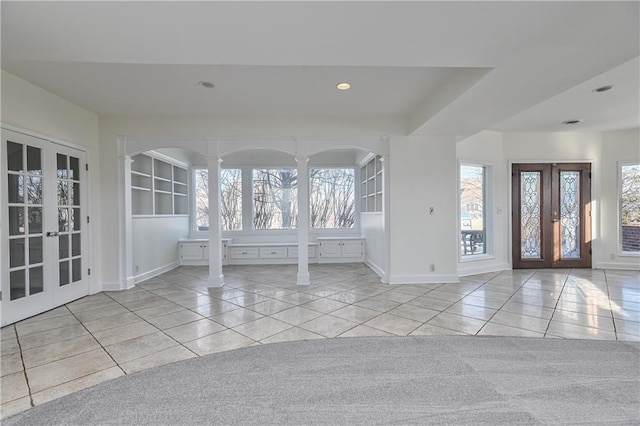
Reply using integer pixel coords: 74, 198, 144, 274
5, 336, 640, 425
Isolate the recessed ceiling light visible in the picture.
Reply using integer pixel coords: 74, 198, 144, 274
593, 85, 614, 93
562, 119, 583, 125
197, 81, 215, 89
336, 82, 351, 91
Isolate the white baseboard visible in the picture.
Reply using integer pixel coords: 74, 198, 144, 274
594, 261, 640, 271
458, 262, 510, 277
364, 258, 384, 278
101, 282, 125, 292
134, 261, 180, 284
389, 274, 460, 285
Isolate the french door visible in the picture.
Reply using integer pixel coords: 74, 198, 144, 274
2, 129, 89, 326
512, 163, 591, 269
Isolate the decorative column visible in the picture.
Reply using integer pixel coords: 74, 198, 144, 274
207, 156, 225, 288
296, 156, 310, 285
118, 134, 135, 290
381, 155, 391, 284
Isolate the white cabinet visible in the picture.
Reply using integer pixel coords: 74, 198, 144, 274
288, 246, 317, 258
179, 239, 229, 265
318, 238, 364, 263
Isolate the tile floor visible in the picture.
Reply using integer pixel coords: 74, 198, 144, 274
1, 264, 639, 418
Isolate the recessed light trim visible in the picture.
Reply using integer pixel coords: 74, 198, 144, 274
562, 119, 583, 125
336, 82, 351, 91
197, 81, 215, 89
593, 85, 614, 93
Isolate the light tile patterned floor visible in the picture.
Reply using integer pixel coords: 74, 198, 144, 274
1, 264, 639, 418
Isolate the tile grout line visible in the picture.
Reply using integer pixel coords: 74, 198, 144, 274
602, 269, 619, 340
65, 304, 128, 376
13, 323, 35, 408
542, 270, 572, 338
101, 288, 205, 363
475, 270, 537, 336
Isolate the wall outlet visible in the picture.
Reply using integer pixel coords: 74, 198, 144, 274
135, 264, 139, 272
609, 253, 615, 260
429, 263, 435, 272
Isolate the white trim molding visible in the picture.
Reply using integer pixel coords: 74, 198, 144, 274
458, 262, 510, 277
389, 274, 460, 285
134, 261, 181, 284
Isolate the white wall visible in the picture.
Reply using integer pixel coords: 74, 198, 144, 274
599, 128, 640, 269
389, 133, 459, 283
456, 130, 510, 275
361, 213, 385, 277
1, 71, 102, 293
132, 216, 190, 282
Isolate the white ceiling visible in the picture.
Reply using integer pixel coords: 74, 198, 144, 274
2, 1, 639, 138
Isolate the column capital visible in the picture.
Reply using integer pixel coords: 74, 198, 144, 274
206, 156, 223, 164
295, 156, 309, 163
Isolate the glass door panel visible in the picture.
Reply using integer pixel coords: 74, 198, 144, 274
3, 131, 50, 323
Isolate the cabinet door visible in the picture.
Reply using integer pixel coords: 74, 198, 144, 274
341, 240, 363, 258
181, 243, 204, 261
319, 241, 341, 258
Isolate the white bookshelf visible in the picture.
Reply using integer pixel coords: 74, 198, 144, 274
360, 155, 383, 213
131, 153, 188, 216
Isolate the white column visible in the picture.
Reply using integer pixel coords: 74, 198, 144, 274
118, 137, 135, 290
296, 156, 310, 285
207, 156, 225, 288
381, 155, 391, 284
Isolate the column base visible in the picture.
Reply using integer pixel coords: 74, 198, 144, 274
207, 274, 225, 288
296, 272, 311, 285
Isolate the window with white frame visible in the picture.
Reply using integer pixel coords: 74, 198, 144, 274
310, 168, 356, 229
621, 163, 640, 253
194, 168, 242, 231
253, 168, 298, 230
460, 163, 489, 257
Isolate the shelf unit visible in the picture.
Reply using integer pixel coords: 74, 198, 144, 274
131, 153, 188, 216
360, 155, 383, 213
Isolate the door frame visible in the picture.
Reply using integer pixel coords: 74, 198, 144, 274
508, 160, 596, 270
1, 123, 93, 326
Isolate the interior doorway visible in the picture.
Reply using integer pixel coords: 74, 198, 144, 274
512, 163, 592, 269
2, 129, 90, 325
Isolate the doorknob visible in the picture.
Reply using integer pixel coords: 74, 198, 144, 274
551, 211, 559, 223
46, 231, 60, 237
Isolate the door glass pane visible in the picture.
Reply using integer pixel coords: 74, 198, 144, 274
59, 234, 69, 259
59, 261, 70, 286
28, 176, 42, 204
7, 141, 23, 172
57, 154, 68, 178
27, 146, 42, 175
9, 238, 26, 268
72, 233, 81, 256
70, 157, 80, 180
58, 180, 69, 205
9, 207, 25, 235
72, 183, 80, 206
30, 266, 44, 295
10, 270, 26, 300
8, 175, 24, 203
72, 259, 82, 283
29, 237, 43, 264
58, 208, 69, 232
72, 208, 81, 231
560, 171, 581, 259
521, 171, 542, 259
29, 207, 43, 234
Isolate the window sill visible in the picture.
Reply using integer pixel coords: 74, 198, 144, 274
460, 254, 495, 263
618, 252, 640, 257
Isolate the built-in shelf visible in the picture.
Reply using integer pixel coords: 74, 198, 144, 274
131, 153, 189, 216
361, 155, 383, 213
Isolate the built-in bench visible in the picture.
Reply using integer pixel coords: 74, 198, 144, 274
178, 237, 364, 266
